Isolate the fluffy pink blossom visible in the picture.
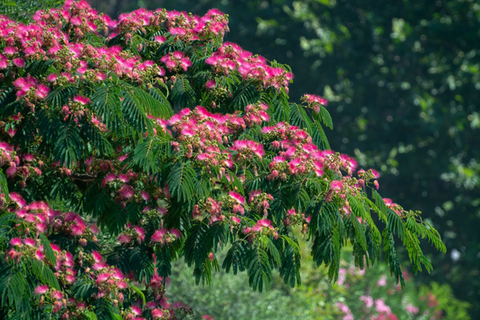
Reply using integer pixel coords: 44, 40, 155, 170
375, 299, 391, 314
170, 228, 181, 239
228, 191, 245, 204
331, 180, 343, 191
92, 250, 104, 263
34, 285, 49, 295
359, 295, 374, 308
151, 308, 165, 319
118, 184, 134, 199
151, 228, 168, 243
406, 304, 419, 314
9, 238, 22, 246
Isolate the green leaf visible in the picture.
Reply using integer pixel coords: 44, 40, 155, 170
228, 80, 260, 111
184, 222, 211, 284
90, 85, 124, 134
171, 77, 196, 110
54, 121, 83, 167
167, 161, 197, 203
39, 234, 56, 266
85, 310, 98, 320
0, 170, 9, 201
223, 240, 247, 275
131, 286, 146, 307
46, 85, 77, 109
121, 86, 155, 138
246, 245, 272, 292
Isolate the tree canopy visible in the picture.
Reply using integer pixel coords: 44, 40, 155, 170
0, 1, 445, 319
96, 0, 480, 316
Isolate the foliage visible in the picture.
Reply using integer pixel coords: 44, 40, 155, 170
104, 0, 480, 316
167, 244, 470, 320
0, 1, 445, 319
0, 0, 64, 22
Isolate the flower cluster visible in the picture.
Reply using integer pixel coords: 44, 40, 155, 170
192, 197, 225, 224
160, 51, 192, 72
243, 219, 278, 240
33, 284, 77, 314
383, 198, 403, 216
206, 42, 293, 91
336, 302, 354, 320
113, 7, 228, 42
248, 190, 274, 216
230, 140, 265, 161
0, 142, 43, 189
301, 93, 328, 113
7, 194, 97, 241
13, 76, 50, 100
263, 122, 359, 180
7, 237, 46, 264
151, 227, 182, 245
117, 223, 146, 245
243, 103, 270, 127
168, 106, 246, 166
283, 208, 311, 228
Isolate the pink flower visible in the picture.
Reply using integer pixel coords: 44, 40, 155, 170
118, 234, 131, 244
151, 228, 168, 243
92, 262, 108, 270
257, 219, 272, 227
154, 35, 166, 43
101, 173, 116, 187
406, 304, 419, 314
9, 238, 22, 246
10, 192, 26, 208
117, 173, 129, 183
375, 299, 391, 314
151, 308, 165, 319
34, 285, 49, 295
169, 228, 181, 239
0, 54, 7, 69
377, 275, 387, 286
118, 184, 134, 199
131, 305, 143, 315
205, 79, 216, 89
140, 190, 150, 201
13, 58, 25, 68
73, 96, 91, 105
359, 295, 374, 308
52, 290, 63, 300
23, 238, 36, 246
228, 191, 245, 204
231, 216, 241, 224
331, 180, 343, 191
92, 250, 103, 263
47, 73, 58, 82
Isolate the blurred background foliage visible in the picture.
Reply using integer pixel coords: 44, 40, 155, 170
167, 241, 470, 319
3, 0, 479, 318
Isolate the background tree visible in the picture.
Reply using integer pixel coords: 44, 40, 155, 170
88, 0, 480, 317
168, 243, 470, 320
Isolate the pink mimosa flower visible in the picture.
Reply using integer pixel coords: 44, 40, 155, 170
170, 228, 181, 239
228, 191, 245, 204
34, 285, 49, 295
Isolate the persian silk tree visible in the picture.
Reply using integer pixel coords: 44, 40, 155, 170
0, 1, 445, 319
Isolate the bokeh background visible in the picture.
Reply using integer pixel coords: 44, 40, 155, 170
3, 0, 479, 318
